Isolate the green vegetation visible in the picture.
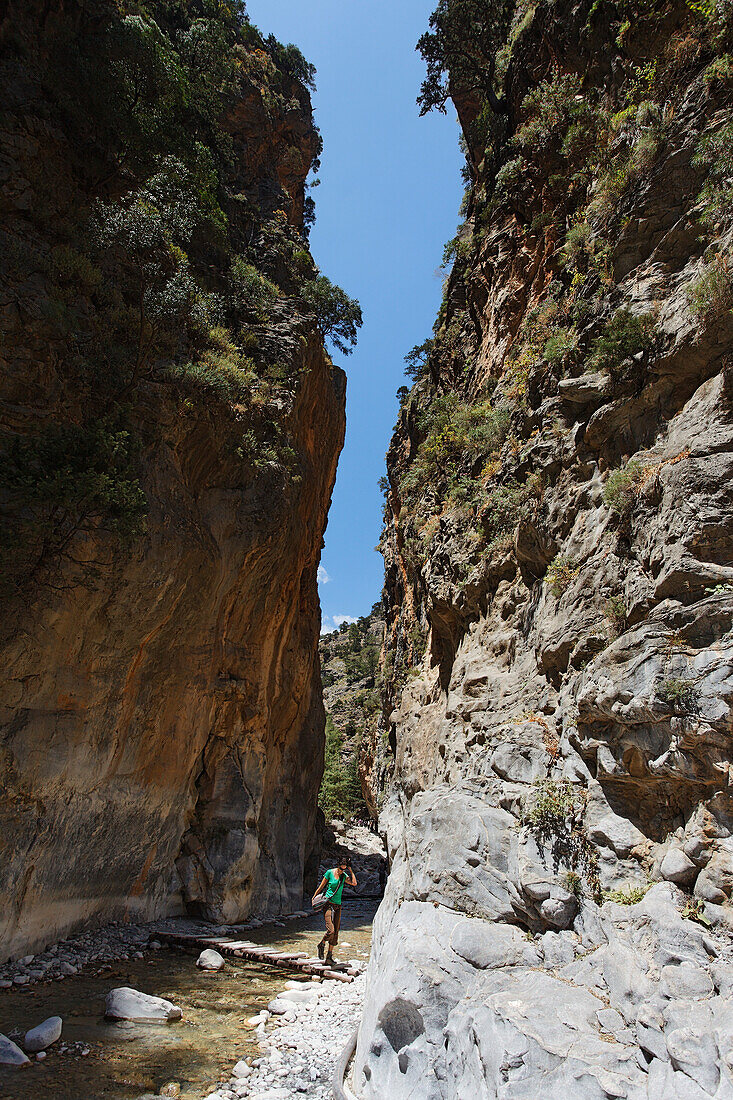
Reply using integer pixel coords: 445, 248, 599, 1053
318, 717, 366, 820
587, 309, 658, 379
523, 779, 600, 900
300, 275, 363, 356
604, 596, 628, 639
682, 897, 712, 926
318, 606, 384, 821
686, 252, 733, 326
399, 394, 511, 504
3, 1, 362, 593
0, 422, 146, 593
604, 882, 650, 905
603, 462, 644, 517
656, 676, 701, 713
545, 555, 579, 597
417, 0, 514, 118
693, 116, 733, 229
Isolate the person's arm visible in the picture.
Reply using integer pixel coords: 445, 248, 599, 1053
346, 865, 357, 887
312, 875, 327, 902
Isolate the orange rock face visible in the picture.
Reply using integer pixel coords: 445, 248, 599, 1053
0, 1, 345, 958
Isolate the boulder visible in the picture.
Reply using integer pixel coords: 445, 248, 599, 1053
24, 1016, 62, 1052
196, 949, 225, 971
0, 1034, 30, 1066
661, 847, 698, 886
104, 987, 182, 1022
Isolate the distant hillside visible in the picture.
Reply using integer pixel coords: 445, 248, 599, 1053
318, 605, 385, 821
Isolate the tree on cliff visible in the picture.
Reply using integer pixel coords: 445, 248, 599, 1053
417, 0, 514, 116
300, 274, 363, 356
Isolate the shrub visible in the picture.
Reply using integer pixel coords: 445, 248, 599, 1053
168, 327, 257, 402
495, 156, 527, 197
656, 676, 700, 713
686, 252, 733, 326
229, 256, 280, 319
481, 478, 536, 541
603, 462, 644, 517
560, 221, 592, 271
523, 779, 600, 899
604, 595, 628, 638
0, 421, 146, 592
588, 308, 658, 378
603, 883, 650, 905
300, 274, 362, 355
543, 327, 579, 365
514, 73, 584, 150
400, 394, 511, 503
693, 118, 733, 228
545, 554, 579, 596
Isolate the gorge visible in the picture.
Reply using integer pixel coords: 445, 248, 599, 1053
2, 0, 733, 1098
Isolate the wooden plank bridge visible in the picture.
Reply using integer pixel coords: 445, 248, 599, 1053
154, 931, 356, 983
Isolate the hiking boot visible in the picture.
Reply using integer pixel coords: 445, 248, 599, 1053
317, 941, 325, 960
325, 954, 335, 966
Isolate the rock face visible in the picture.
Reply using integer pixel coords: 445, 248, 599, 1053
0, 2, 347, 959
357, 1, 733, 1096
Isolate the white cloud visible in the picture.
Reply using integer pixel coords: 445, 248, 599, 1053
320, 615, 332, 634
317, 565, 330, 585
333, 614, 358, 627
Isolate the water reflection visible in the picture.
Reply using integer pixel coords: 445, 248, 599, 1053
0, 902, 376, 1100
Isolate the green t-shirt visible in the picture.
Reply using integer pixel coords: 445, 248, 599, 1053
324, 868, 347, 905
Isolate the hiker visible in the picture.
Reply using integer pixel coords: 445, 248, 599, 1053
312, 854, 357, 966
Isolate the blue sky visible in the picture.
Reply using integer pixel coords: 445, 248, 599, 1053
246, 0, 462, 633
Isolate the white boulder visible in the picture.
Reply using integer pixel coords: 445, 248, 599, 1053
0, 1034, 30, 1066
24, 1016, 62, 1052
196, 949, 225, 970
105, 986, 182, 1022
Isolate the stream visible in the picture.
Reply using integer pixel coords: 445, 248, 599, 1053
0, 902, 377, 1100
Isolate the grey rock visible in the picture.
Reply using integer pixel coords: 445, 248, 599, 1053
196, 949, 225, 971
0, 1034, 30, 1066
661, 847, 698, 886
104, 987, 182, 1022
24, 1016, 62, 1052
660, 962, 714, 1001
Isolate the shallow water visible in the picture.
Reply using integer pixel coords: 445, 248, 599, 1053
0, 902, 376, 1100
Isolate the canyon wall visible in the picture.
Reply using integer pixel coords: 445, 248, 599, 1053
358, 1, 733, 1096
0, 1, 347, 959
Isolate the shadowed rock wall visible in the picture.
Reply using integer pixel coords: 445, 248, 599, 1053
0, 1, 345, 959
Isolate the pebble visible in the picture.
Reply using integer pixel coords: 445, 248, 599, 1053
200, 972, 366, 1100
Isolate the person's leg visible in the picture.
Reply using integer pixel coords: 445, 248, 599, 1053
325, 905, 341, 964
318, 904, 334, 959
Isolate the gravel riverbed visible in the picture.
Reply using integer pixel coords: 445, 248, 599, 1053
203, 972, 364, 1100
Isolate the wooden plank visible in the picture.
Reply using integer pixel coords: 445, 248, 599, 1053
149, 931, 352, 982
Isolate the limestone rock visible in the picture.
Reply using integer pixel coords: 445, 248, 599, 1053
196, 950, 225, 971
105, 987, 182, 1022
24, 1016, 62, 1052
0, 1034, 30, 1067
661, 847, 698, 886
357, 3, 733, 1096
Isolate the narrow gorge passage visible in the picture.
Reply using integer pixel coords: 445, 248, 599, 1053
3, 0, 733, 1098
